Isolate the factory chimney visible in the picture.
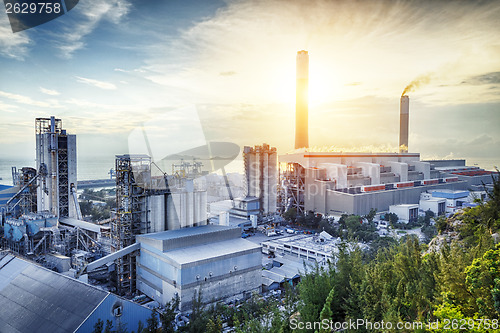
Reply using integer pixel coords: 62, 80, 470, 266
295, 50, 309, 149
399, 95, 409, 153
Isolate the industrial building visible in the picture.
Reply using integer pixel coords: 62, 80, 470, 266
240, 143, 278, 216
111, 154, 208, 294
1, 117, 106, 263
136, 225, 261, 311
1, 117, 79, 221
279, 152, 495, 216
2, 116, 212, 298
262, 232, 337, 265
419, 196, 446, 216
389, 204, 419, 223
35, 117, 78, 218
262, 254, 303, 291
279, 55, 498, 216
86, 225, 262, 311
0, 252, 152, 333
222, 143, 278, 229
427, 189, 476, 213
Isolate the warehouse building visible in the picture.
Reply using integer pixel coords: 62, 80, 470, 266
135, 225, 261, 311
0, 252, 152, 333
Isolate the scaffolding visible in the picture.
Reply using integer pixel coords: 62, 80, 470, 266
170, 159, 203, 189
36, 117, 62, 216
19, 167, 38, 215
112, 154, 151, 295
280, 162, 305, 214
57, 134, 69, 217
8, 167, 38, 217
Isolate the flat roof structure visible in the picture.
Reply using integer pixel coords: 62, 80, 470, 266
429, 189, 470, 199
160, 238, 261, 265
280, 151, 421, 168
136, 224, 262, 311
262, 233, 346, 265
0, 252, 152, 333
137, 224, 241, 252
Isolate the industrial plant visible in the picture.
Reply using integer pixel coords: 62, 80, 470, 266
279, 51, 495, 217
0, 50, 498, 332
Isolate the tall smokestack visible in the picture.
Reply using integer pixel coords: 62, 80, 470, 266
295, 50, 309, 149
399, 95, 409, 153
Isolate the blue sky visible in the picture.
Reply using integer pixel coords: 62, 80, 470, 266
0, 0, 499, 169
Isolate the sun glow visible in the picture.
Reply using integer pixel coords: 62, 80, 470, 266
273, 59, 343, 106
309, 64, 342, 107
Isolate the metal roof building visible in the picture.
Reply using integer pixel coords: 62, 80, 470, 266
0, 252, 152, 333
136, 225, 262, 311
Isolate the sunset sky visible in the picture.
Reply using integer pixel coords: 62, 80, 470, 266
1, 0, 499, 170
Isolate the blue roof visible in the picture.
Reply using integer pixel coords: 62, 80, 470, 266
0, 185, 13, 191
431, 190, 469, 199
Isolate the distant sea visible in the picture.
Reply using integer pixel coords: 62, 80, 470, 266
0, 156, 497, 186
464, 158, 500, 172
0, 156, 244, 186
0, 157, 115, 185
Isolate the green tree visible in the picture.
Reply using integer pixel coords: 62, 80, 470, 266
159, 295, 179, 333
184, 289, 209, 333
92, 319, 104, 333
205, 316, 222, 333
145, 309, 159, 333
115, 320, 129, 333
136, 321, 145, 333
317, 287, 334, 333
104, 320, 114, 333
384, 212, 398, 226
364, 208, 377, 223
465, 245, 500, 318
283, 208, 297, 223
433, 300, 500, 333
296, 263, 334, 329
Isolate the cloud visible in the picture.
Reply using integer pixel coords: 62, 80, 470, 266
57, 0, 131, 58
0, 14, 31, 59
40, 87, 60, 96
462, 72, 500, 85
219, 71, 236, 76
144, 0, 500, 106
0, 90, 60, 108
0, 101, 18, 113
467, 134, 493, 146
75, 76, 117, 90
114, 68, 146, 73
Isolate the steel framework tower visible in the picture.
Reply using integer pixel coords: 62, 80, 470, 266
35, 117, 77, 218
112, 154, 151, 294
280, 162, 305, 214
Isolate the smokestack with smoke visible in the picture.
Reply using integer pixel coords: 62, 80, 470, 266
402, 74, 432, 96
399, 95, 409, 153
